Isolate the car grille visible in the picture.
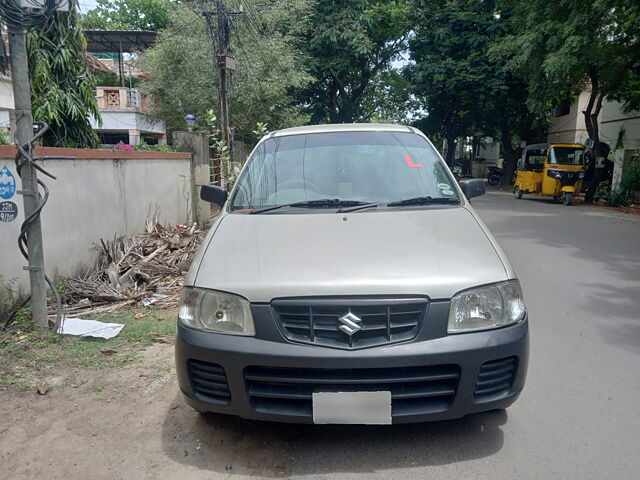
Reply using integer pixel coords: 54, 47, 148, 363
272, 298, 427, 349
188, 359, 231, 405
245, 364, 460, 419
474, 356, 518, 401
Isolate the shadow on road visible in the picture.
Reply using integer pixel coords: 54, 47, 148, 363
161, 393, 507, 477
475, 192, 640, 284
579, 282, 640, 353
475, 191, 640, 353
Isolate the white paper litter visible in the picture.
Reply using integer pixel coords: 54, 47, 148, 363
141, 297, 157, 306
57, 317, 125, 339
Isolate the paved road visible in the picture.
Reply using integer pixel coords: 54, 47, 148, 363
220, 191, 639, 480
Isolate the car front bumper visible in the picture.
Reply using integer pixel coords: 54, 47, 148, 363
175, 310, 529, 424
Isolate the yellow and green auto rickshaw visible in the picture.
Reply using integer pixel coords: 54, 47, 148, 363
514, 143, 586, 206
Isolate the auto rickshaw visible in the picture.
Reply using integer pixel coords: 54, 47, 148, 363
514, 143, 586, 206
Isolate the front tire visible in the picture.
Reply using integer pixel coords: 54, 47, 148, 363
515, 187, 523, 199
562, 192, 573, 206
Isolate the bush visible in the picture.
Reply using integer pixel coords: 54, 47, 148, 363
594, 180, 611, 203
134, 139, 177, 152
619, 154, 640, 204
0, 277, 28, 328
608, 188, 627, 207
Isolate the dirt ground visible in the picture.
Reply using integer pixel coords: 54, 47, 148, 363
0, 336, 510, 480
0, 340, 297, 479
0, 304, 295, 479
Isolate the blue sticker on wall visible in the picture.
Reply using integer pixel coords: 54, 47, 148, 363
0, 201, 18, 222
0, 165, 16, 199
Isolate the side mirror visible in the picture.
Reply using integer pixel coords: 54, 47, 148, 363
201, 184, 228, 207
459, 178, 486, 199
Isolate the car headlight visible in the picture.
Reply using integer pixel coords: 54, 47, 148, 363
578, 171, 585, 178
448, 280, 525, 333
178, 288, 255, 335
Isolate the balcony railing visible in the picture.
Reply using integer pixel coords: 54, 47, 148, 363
96, 87, 151, 113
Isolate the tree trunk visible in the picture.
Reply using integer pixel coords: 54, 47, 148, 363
445, 134, 456, 166
327, 80, 340, 123
584, 87, 606, 204
500, 122, 518, 186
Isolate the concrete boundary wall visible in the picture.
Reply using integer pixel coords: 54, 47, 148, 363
0, 146, 203, 287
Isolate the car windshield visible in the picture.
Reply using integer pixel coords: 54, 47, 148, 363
229, 131, 459, 211
549, 147, 585, 165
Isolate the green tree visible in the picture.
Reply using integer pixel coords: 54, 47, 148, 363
28, 4, 101, 148
299, 0, 410, 123
495, 0, 640, 201
492, 77, 549, 185
138, 1, 312, 134
409, 1, 547, 176
408, 1, 505, 165
362, 69, 419, 124
82, 0, 174, 31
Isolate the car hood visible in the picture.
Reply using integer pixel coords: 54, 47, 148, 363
190, 207, 509, 302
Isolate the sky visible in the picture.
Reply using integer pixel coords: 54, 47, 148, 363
77, 0, 97, 13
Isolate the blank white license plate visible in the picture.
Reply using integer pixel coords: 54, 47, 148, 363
312, 391, 392, 425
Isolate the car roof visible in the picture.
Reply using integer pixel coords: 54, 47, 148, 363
269, 123, 414, 138
524, 143, 585, 152
524, 143, 550, 151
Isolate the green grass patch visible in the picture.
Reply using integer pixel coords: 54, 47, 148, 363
0, 307, 177, 387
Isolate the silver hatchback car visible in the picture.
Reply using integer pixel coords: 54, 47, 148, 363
176, 123, 529, 424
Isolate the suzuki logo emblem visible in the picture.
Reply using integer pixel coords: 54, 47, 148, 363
338, 312, 362, 336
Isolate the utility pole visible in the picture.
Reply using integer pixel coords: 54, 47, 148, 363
7, 28, 48, 328
202, 0, 239, 186
216, 0, 230, 150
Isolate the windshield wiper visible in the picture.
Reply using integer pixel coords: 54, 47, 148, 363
337, 202, 380, 213
387, 196, 459, 207
249, 199, 370, 214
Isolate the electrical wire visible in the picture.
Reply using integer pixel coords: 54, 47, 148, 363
237, 0, 293, 73
0, 0, 66, 29
2, 122, 66, 333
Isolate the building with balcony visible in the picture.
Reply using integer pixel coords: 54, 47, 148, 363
85, 30, 166, 146
90, 85, 166, 146
0, 29, 166, 147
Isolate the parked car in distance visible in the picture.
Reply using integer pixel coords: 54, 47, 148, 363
176, 123, 529, 424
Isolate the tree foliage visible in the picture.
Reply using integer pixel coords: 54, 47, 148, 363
299, 0, 410, 123
408, 1, 506, 164
496, 0, 640, 139
362, 69, 418, 124
408, 1, 548, 176
27, 4, 101, 148
82, 0, 175, 31
138, 1, 312, 134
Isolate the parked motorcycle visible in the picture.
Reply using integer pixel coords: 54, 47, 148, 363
452, 165, 463, 181
487, 166, 503, 186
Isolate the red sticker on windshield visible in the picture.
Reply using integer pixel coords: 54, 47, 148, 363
404, 154, 423, 168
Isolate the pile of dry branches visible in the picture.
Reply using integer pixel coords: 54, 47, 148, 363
60, 216, 205, 315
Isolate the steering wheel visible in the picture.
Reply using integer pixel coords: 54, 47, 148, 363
277, 178, 323, 193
